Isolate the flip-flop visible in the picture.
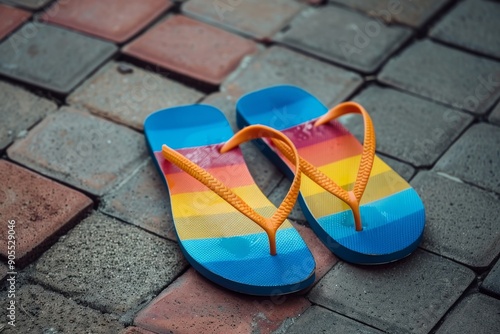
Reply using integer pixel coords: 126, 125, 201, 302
144, 105, 315, 295
236, 85, 425, 264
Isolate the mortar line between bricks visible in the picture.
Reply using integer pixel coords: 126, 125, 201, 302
428, 278, 481, 334
26, 273, 124, 318
413, 0, 460, 38
98, 209, 176, 243
373, 80, 489, 118
429, 37, 500, 63
309, 301, 388, 333
417, 247, 490, 275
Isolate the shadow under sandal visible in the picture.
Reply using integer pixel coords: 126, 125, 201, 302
236, 85, 426, 265
144, 105, 315, 295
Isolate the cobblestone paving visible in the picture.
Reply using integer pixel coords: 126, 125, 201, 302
0, 1, 499, 333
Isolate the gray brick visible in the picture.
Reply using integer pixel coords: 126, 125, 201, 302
0, 23, 116, 94
222, 46, 363, 107
101, 159, 176, 241
330, 0, 451, 28
482, 259, 500, 297
0, 285, 123, 333
31, 212, 188, 314
276, 5, 412, 73
309, 250, 475, 334
182, 0, 303, 41
0, 0, 51, 9
411, 171, 500, 268
285, 305, 383, 334
202, 92, 283, 196
379, 155, 415, 181
0, 263, 6, 281
435, 294, 500, 334
342, 85, 472, 167
7, 107, 148, 196
379, 40, 500, 115
430, 0, 500, 59
434, 123, 500, 194
68, 61, 204, 131
489, 101, 500, 126
0, 80, 57, 152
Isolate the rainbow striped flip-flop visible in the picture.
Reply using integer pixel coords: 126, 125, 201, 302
236, 86, 425, 264
144, 105, 315, 295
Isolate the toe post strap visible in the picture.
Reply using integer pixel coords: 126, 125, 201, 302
162, 125, 302, 255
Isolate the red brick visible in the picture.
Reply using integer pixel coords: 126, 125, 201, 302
135, 268, 311, 334
182, 0, 303, 41
7, 107, 148, 196
41, 0, 172, 43
123, 15, 258, 85
0, 3, 30, 40
0, 160, 92, 266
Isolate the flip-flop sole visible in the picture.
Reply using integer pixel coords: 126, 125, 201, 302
144, 104, 315, 294
236, 86, 425, 264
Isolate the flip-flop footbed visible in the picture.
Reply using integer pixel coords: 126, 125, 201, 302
144, 104, 315, 294
236, 86, 425, 264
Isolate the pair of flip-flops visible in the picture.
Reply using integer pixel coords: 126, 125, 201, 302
144, 85, 425, 296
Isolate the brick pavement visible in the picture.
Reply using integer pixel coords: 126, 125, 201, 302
0, 1, 499, 333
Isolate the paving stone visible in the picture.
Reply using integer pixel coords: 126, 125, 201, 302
284, 305, 383, 334
121, 327, 156, 334
430, 0, 500, 59
0, 80, 57, 152
0, 160, 92, 266
123, 15, 257, 85
101, 159, 176, 241
222, 46, 363, 106
41, 0, 172, 43
434, 123, 500, 194
0, 4, 30, 40
182, 0, 303, 41
342, 85, 473, 167
31, 212, 188, 314
0, 263, 7, 281
0, 23, 116, 95
0, 0, 51, 10
411, 171, 500, 268
0, 284, 124, 333
7, 108, 148, 196
134, 268, 311, 334
379, 39, 500, 115
276, 5, 412, 73
309, 250, 475, 334
489, 101, 500, 126
201, 92, 282, 195
330, 0, 450, 28
379, 155, 415, 181
435, 294, 500, 334
482, 259, 500, 297
68, 61, 204, 130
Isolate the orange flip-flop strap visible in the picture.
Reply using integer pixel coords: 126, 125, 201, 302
273, 102, 375, 231
163, 125, 301, 255
315, 102, 376, 203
